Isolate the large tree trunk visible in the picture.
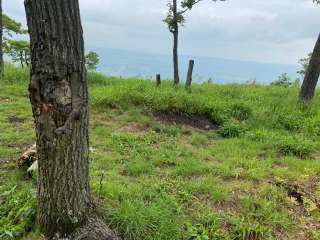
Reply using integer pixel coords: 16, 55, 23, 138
24, 0, 119, 239
299, 33, 320, 102
0, 0, 4, 76
172, 0, 180, 84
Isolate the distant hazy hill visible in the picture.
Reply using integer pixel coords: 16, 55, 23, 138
89, 47, 299, 84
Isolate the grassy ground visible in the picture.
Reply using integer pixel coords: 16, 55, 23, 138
1, 65, 320, 239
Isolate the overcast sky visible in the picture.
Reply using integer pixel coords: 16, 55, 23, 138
4, 0, 320, 64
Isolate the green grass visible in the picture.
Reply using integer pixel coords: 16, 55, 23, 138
1, 65, 320, 239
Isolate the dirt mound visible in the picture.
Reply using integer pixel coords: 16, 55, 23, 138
153, 112, 218, 131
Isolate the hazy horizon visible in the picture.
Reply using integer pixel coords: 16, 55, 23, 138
4, 0, 320, 66
90, 47, 300, 84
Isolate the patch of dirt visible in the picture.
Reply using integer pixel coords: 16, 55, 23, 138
153, 112, 218, 131
117, 122, 148, 134
0, 159, 10, 168
0, 98, 11, 104
8, 116, 25, 125
218, 195, 243, 213
270, 179, 320, 207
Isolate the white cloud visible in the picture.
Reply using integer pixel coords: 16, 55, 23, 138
3, 0, 320, 64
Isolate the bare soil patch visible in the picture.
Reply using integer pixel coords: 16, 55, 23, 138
8, 116, 25, 125
117, 122, 148, 134
0, 159, 10, 167
0, 98, 11, 104
153, 112, 218, 131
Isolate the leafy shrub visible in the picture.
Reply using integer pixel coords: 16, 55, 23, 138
189, 134, 209, 146
0, 186, 36, 239
159, 125, 181, 137
270, 73, 292, 87
219, 120, 247, 138
228, 196, 290, 240
230, 103, 252, 121
305, 115, 320, 136
245, 129, 276, 142
276, 136, 316, 158
3, 62, 29, 83
205, 130, 220, 140
184, 222, 210, 240
208, 107, 227, 125
276, 112, 305, 131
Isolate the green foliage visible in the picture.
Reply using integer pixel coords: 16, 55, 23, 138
228, 193, 290, 240
85, 51, 100, 71
229, 103, 252, 121
305, 114, 320, 136
4, 40, 30, 67
181, 0, 224, 10
3, 62, 29, 82
189, 133, 209, 146
0, 185, 37, 239
2, 68, 320, 239
2, 14, 30, 67
163, 3, 185, 33
185, 212, 229, 240
91, 80, 230, 125
276, 136, 316, 158
219, 120, 247, 138
164, 0, 224, 32
297, 53, 311, 79
2, 14, 27, 36
276, 111, 305, 131
270, 73, 293, 87
184, 222, 210, 240
106, 193, 181, 240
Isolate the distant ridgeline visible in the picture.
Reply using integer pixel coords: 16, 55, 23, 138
89, 47, 299, 84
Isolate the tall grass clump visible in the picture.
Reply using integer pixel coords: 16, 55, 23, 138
3, 63, 29, 83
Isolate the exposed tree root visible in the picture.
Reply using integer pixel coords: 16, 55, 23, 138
17, 145, 121, 240
50, 217, 120, 240
73, 217, 120, 240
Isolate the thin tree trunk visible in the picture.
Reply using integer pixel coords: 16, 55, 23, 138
299, 33, 320, 102
172, 0, 180, 84
24, 0, 119, 239
0, 0, 4, 76
186, 59, 194, 87
20, 52, 24, 68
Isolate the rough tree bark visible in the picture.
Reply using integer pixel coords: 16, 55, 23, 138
299, 33, 320, 102
172, 0, 180, 84
186, 59, 194, 87
24, 0, 119, 239
0, 0, 4, 76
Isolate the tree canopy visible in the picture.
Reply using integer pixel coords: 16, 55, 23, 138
3, 14, 27, 36
164, 0, 225, 32
85, 51, 100, 71
4, 39, 30, 67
